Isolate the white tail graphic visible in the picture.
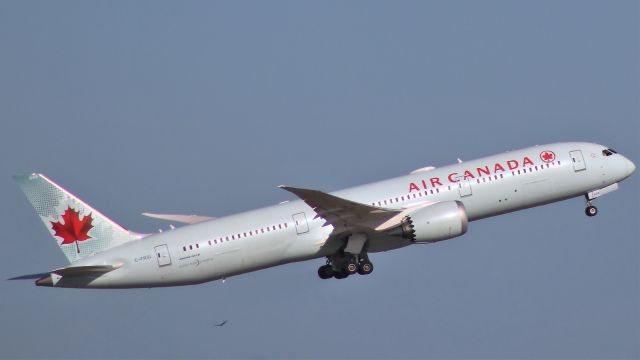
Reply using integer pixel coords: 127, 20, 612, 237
14, 173, 141, 263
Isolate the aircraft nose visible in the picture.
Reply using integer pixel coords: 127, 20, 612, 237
623, 156, 636, 177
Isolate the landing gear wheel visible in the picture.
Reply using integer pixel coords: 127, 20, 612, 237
585, 205, 598, 217
318, 265, 334, 279
334, 270, 349, 279
346, 261, 358, 275
357, 261, 374, 275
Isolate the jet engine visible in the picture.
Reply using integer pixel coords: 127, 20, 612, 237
398, 201, 468, 243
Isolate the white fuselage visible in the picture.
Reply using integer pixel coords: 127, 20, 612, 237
67, 142, 634, 288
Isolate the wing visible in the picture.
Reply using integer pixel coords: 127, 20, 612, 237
142, 213, 215, 224
279, 185, 429, 232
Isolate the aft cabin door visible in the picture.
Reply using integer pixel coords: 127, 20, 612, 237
154, 244, 172, 267
569, 150, 586, 171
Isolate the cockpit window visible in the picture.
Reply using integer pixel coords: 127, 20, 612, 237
602, 148, 617, 156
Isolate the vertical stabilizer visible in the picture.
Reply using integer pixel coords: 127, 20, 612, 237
14, 173, 139, 263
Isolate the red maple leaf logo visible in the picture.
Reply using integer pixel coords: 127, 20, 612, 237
50, 207, 94, 254
540, 150, 555, 163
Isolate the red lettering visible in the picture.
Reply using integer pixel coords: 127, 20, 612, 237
507, 160, 519, 170
421, 179, 428, 189
448, 173, 459, 182
494, 163, 505, 172
463, 170, 475, 179
409, 183, 420, 192
522, 156, 534, 166
430, 177, 443, 187
476, 166, 490, 176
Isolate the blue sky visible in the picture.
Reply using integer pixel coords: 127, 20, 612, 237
0, 1, 638, 358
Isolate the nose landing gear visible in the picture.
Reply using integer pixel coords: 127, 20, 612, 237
585, 204, 598, 217
584, 194, 598, 217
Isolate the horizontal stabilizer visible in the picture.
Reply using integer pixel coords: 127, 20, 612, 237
51, 265, 118, 277
410, 166, 436, 174
9, 265, 119, 286
142, 213, 215, 224
8, 272, 50, 280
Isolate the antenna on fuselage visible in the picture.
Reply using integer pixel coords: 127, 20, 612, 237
457, 158, 463, 164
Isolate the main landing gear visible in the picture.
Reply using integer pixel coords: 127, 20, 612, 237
318, 233, 374, 280
317, 254, 374, 280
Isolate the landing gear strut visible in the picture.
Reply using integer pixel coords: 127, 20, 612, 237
584, 195, 598, 217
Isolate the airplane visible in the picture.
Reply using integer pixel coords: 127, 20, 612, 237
10, 142, 635, 288
214, 321, 228, 327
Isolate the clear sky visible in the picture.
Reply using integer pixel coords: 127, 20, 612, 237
0, 1, 638, 359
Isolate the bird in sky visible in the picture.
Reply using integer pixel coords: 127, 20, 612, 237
214, 320, 228, 327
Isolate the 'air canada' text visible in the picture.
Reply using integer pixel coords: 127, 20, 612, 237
408, 156, 535, 192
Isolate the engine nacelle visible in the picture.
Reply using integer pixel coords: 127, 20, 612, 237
399, 201, 468, 243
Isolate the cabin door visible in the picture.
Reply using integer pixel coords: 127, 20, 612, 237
458, 178, 473, 197
154, 244, 172, 267
569, 150, 586, 171
292, 212, 309, 234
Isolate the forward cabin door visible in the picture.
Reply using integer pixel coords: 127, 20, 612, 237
569, 150, 586, 171
154, 244, 172, 267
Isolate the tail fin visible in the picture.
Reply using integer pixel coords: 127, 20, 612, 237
14, 173, 140, 263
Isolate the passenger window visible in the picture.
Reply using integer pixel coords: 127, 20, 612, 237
183, 246, 186, 251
